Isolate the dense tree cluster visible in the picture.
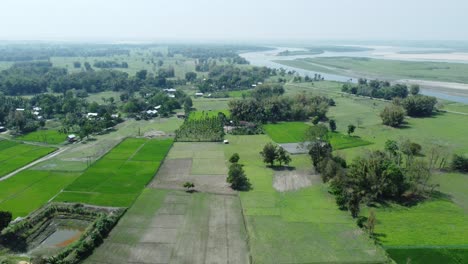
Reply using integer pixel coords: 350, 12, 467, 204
0, 62, 66, 95
259, 143, 291, 167
168, 45, 264, 62
93, 60, 129, 68
317, 139, 435, 218
401, 95, 437, 117
451, 154, 468, 173
380, 104, 406, 127
197, 65, 275, 92
342, 79, 409, 100
0, 44, 130, 61
229, 85, 332, 123
227, 153, 251, 190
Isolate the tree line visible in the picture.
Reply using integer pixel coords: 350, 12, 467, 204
229, 84, 333, 123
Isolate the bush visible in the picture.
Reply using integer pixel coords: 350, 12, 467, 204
380, 104, 406, 127
402, 95, 437, 117
451, 154, 468, 173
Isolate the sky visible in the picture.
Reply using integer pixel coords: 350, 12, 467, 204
1, 0, 468, 42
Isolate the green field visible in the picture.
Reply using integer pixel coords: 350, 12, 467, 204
0, 140, 56, 177
264, 121, 372, 150
53, 138, 173, 207
188, 109, 230, 121
223, 135, 388, 263
386, 247, 468, 264
16, 129, 66, 145
0, 170, 80, 218
33, 117, 183, 172
276, 57, 468, 84
228, 89, 252, 98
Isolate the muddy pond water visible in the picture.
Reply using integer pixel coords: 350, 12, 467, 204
40, 227, 84, 248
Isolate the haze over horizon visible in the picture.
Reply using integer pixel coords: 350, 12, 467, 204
1, 0, 468, 42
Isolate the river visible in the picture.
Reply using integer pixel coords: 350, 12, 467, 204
240, 47, 468, 104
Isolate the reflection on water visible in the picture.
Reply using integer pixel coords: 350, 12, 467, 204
41, 227, 83, 248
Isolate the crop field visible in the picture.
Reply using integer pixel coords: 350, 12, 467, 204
264, 121, 372, 150
85, 189, 249, 264
149, 142, 232, 193
188, 109, 230, 121
192, 98, 229, 111
53, 138, 173, 207
277, 57, 468, 84
33, 117, 182, 172
228, 89, 252, 98
16, 129, 66, 145
223, 135, 388, 263
386, 247, 468, 264
0, 140, 56, 177
0, 170, 80, 218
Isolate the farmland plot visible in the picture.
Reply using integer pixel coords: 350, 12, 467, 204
53, 138, 173, 207
0, 140, 56, 177
85, 189, 249, 264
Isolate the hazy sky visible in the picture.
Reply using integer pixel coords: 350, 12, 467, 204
1, 0, 468, 42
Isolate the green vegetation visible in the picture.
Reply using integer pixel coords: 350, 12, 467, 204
0, 170, 80, 218
175, 116, 224, 142
16, 129, 65, 144
264, 121, 371, 150
223, 135, 388, 263
387, 248, 468, 264
0, 141, 56, 177
53, 138, 173, 207
188, 110, 229, 121
278, 57, 468, 84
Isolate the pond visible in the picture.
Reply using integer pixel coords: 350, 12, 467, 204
40, 227, 84, 248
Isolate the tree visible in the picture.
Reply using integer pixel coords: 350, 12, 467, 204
402, 95, 437, 117
227, 163, 250, 190
451, 154, 468, 173
184, 97, 193, 115
410, 84, 420, 95
380, 104, 406, 127
136, 69, 148, 80
229, 153, 240, 163
260, 143, 278, 166
276, 147, 291, 166
183, 182, 195, 192
0, 211, 12, 232
305, 124, 329, 141
347, 124, 356, 136
185, 72, 197, 82
329, 119, 337, 132
308, 140, 332, 169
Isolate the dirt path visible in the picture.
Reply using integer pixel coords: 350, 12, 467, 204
0, 146, 69, 182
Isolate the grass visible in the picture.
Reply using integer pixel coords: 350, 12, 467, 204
33, 117, 182, 172
53, 138, 173, 207
223, 135, 388, 263
16, 129, 66, 145
0, 170, 80, 218
386, 247, 468, 264
263, 121, 372, 150
188, 109, 230, 121
0, 140, 56, 177
228, 89, 252, 98
277, 57, 468, 84
192, 98, 229, 111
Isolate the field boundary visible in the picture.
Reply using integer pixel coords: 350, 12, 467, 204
0, 146, 62, 182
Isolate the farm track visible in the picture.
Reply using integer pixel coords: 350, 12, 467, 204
0, 146, 69, 182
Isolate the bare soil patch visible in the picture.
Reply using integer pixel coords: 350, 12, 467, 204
273, 168, 321, 192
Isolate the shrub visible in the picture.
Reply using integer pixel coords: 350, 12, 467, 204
451, 154, 468, 173
380, 104, 406, 127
